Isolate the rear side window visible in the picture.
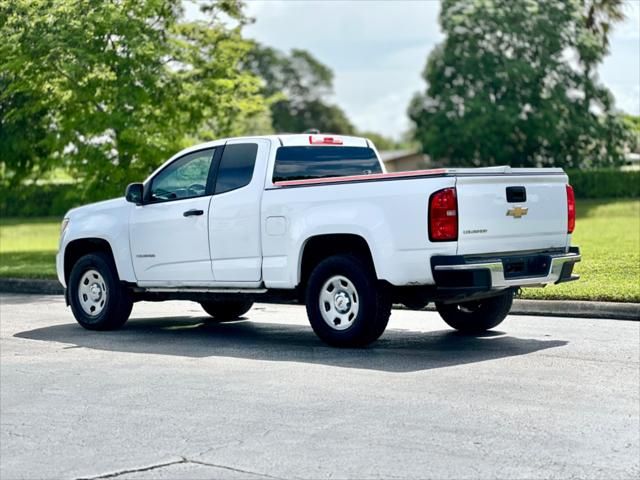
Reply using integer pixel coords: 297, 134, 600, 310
273, 146, 382, 183
215, 143, 258, 194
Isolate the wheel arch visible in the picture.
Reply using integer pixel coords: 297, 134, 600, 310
63, 238, 117, 284
298, 233, 377, 289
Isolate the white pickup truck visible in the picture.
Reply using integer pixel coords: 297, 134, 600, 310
57, 134, 580, 347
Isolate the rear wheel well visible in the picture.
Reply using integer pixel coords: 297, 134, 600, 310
64, 238, 115, 283
299, 234, 376, 288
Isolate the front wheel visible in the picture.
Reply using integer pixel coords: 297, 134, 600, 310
436, 289, 514, 333
200, 300, 253, 321
68, 252, 133, 331
305, 254, 391, 347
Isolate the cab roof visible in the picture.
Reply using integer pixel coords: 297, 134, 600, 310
187, 133, 370, 149
149, 134, 375, 180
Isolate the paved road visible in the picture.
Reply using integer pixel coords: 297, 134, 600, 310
1, 294, 638, 480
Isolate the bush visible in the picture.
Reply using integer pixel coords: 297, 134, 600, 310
0, 183, 100, 217
567, 169, 640, 199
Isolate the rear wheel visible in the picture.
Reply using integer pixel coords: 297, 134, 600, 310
436, 289, 514, 333
305, 254, 391, 347
68, 252, 133, 330
200, 300, 253, 321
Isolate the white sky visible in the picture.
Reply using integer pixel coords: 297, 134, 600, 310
190, 0, 640, 139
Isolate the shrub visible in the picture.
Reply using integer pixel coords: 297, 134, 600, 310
567, 169, 640, 199
0, 183, 103, 217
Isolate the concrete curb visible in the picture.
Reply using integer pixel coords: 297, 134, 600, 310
411, 299, 640, 321
507, 299, 639, 321
0, 277, 638, 321
0, 278, 64, 295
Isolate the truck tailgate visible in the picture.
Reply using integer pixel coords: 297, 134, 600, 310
455, 174, 569, 255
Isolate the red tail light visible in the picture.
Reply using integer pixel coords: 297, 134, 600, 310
429, 187, 458, 242
566, 184, 575, 233
309, 135, 343, 145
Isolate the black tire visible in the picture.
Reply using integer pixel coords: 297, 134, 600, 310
436, 289, 514, 333
68, 252, 133, 331
305, 254, 391, 347
200, 300, 253, 321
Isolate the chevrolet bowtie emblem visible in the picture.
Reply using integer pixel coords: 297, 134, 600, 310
506, 206, 528, 218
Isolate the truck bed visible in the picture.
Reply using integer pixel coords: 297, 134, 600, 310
261, 166, 571, 288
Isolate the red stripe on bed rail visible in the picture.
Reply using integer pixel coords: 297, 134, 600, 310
273, 168, 448, 187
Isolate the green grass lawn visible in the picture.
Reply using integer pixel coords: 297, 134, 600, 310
0, 217, 60, 279
1, 199, 638, 301
521, 199, 639, 302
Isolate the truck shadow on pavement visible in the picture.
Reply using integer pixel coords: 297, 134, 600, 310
15, 315, 568, 373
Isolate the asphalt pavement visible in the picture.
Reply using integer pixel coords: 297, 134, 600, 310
1, 294, 638, 479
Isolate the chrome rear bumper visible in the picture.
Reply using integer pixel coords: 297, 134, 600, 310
432, 247, 581, 290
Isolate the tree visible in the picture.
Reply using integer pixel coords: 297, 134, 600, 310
409, 0, 630, 168
0, 0, 266, 196
245, 45, 355, 134
0, 77, 54, 186
622, 115, 640, 153
578, 0, 626, 110
355, 131, 420, 151
357, 132, 398, 151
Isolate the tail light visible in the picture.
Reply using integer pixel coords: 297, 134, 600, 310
309, 135, 343, 145
566, 184, 575, 233
429, 187, 458, 242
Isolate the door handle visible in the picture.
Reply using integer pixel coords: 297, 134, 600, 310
183, 209, 204, 217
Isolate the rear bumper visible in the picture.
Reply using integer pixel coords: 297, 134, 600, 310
431, 247, 581, 292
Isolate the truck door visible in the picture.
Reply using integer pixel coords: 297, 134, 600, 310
209, 138, 270, 283
129, 147, 218, 283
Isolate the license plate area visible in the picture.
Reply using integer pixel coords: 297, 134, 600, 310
502, 255, 550, 279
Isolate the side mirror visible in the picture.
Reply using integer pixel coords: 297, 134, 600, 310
125, 183, 144, 205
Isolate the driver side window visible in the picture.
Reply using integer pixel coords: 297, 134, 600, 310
150, 148, 215, 203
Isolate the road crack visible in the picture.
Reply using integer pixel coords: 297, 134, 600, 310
187, 458, 289, 480
76, 457, 288, 480
75, 458, 187, 479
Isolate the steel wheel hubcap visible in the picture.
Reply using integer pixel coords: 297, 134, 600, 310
319, 275, 359, 331
78, 269, 107, 316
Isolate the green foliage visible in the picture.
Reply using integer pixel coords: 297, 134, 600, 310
0, 183, 85, 217
357, 132, 398, 151
246, 46, 333, 100
245, 44, 355, 134
409, 0, 631, 168
567, 169, 640, 198
622, 114, 640, 152
577, 0, 626, 67
269, 99, 355, 135
0, 0, 267, 197
0, 78, 54, 186
622, 114, 640, 133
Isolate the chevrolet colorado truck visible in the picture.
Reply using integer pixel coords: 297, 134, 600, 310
57, 134, 581, 347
